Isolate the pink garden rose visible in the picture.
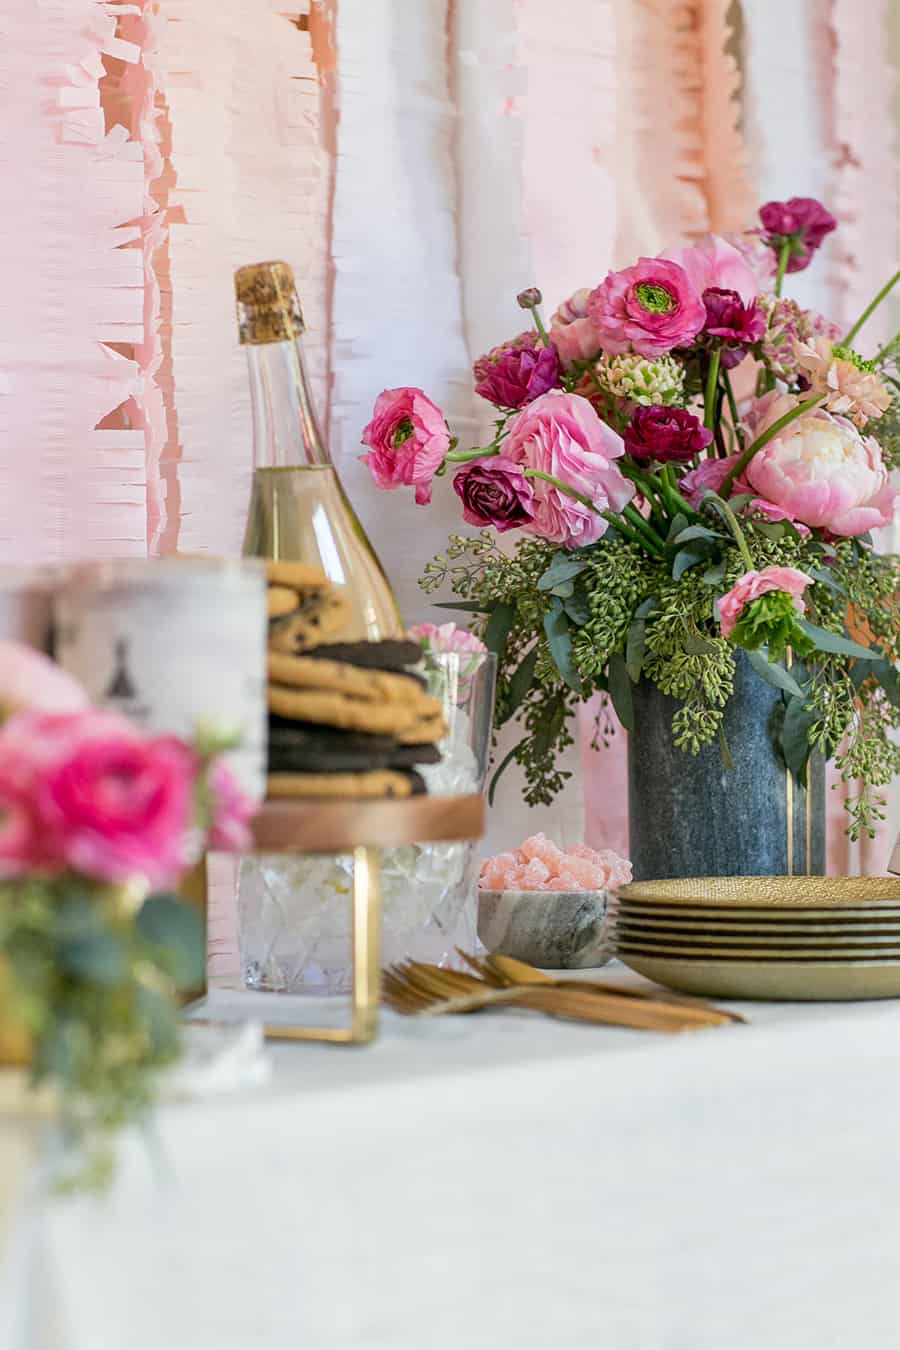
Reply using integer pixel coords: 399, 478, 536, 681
0, 642, 88, 720
741, 397, 898, 537
0, 765, 49, 878
549, 289, 604, 368
587, 258, 706, 357
503, 391, 633, 548
452, 457, 535, 531
719, 566, 813, 639
664, 234, 758, 306
407, 622, 487, 657
361, 387, 450, 505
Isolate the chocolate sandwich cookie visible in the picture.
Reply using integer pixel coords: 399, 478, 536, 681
267, 719, 442, 774
266, 768, 427, 800
267, 651, 424, 704
268, 589, 352, 652
298, 639, 424, 672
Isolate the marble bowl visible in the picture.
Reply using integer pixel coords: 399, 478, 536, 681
477, 888, 612, 970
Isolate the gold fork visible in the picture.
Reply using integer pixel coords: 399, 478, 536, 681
383, 957, 741, 1032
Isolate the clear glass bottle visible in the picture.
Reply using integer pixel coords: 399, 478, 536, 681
235, 260, 402, 638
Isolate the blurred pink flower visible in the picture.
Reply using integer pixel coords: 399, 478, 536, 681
793, 338, 891, 427
0, 767, 50, 878
742, 398, 897, 537
408, 622, 486, 657
664, 234, 758, 306
503, 391, 633, 548
549, 289, 604, 368
206, 757, 254, 852
758, 197, 837, 273
361, 387, 450, 506
719, 566, 813, 638
587, 258, 706, 357
0, 642, 88, 720
720, 233, 777, 291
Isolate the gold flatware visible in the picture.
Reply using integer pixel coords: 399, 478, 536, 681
383, 957, 742, 1032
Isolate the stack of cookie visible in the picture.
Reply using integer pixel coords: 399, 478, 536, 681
264, 562, 446, 800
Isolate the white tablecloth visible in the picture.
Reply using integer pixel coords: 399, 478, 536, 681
4, 966, 900, 1350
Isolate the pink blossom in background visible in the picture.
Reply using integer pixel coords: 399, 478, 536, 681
664, 233, 759, 306
742, 400, 898, 536
549, 288, 604, 367
0, 766, 51, 879
503, 390, 633, 547
360, 387, 450, 505
718, 566, 813, 638
587, 258, 706, 357
0, 642, 88, 718
407, 622, 487, 656
207, 757, 255, 853
758, 197, 837, 272
721, 232, 777, 290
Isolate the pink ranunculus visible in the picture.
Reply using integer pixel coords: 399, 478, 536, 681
718, 566, 813, 639
549, 288, 604, 368
758, 197, 837, 273
0, 642, 88, 720
503, 391, 634, 548
587, 258, 706, 358
701, 287, 766, 368
663, 234, 759, 306
36, 732, 195, 887
452, 457, 535, 531
474, 341, 560, 409
361, 387, 450, 506
742, 399, 898, 537
624, 406, 712, 463
407, 622, 487, 657
206, 757, 255, 852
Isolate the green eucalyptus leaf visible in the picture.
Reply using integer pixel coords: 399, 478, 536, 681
782, 694, 817, 778
488, 742, 522, 806
485, 602, 516, 659
702, 561, 727, 586
634, 596, 658, 620
501, 645, 540, 723
537, 555, 589, 592
136, 894, 205, 992
752, 521, 786, 541
434, 601, 494, 614
543, 599, 581, 693
57, 930, 127, 986
563, 588, 591, 626
796, 619, 880, 661
666, 513, 689, 544
532, 699, 566, 758
871, 657, 900, 708
607, 652, 634, 731
672, 546, 709, 580
746, 648, 805, 700
809, 568, 847, 597
671, 524, 725, 546
684, 635, 717, 655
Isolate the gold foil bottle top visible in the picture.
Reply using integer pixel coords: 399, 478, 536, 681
235, 261, 305, 344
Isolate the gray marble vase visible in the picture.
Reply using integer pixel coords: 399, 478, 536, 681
628, 652, 825, 881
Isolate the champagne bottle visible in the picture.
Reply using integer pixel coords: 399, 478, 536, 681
235, 260, 402, 638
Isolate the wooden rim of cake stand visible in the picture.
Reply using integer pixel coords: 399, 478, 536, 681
250, 793, 484, 854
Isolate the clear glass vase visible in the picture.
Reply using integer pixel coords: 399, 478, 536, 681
238, 651, 497, 994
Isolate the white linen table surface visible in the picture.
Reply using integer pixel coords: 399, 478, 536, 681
4, 965, 900, 1350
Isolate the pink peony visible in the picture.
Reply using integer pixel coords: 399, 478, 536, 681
206, 757, 255, 852
361, 387, 450, 506
758, 197, 837, 272
718, 566, 813, 639
35, 727, 195, 887
587, 258, 706, 357
503, 391, 634, 548
664, 234, 758, 306
549, 289, 604, 368
679, 453, 811, 536
742, 398, 898, 537
452, 457, 535, 531
0, 642, 88, 720
407, 622, 487, 657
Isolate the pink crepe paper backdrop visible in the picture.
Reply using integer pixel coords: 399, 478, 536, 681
0, 0, 897, 944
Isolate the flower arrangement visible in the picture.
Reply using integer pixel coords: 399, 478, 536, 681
362, 199, 900, 838
0, 643, 253, 1186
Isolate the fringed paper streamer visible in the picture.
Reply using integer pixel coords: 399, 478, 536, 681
0, 0, 151, 564
148, 0, 332, 558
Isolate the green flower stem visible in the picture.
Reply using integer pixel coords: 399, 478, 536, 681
601, 511, 663, 554
843, 268, 900, 347
523, 466, 593, 506
703, 347, 721, 433
716, 495, 755, 572
720, 394, 825, 497
660, 463, 700, 520
445, 446, 501, 464
527, 305, 551, 348
623, 503, 667, 552
722, 368, 743, 446
774, 238, 792, 297
619, 463, 666, 522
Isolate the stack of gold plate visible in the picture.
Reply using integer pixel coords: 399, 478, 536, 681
613, 876, 900, 1000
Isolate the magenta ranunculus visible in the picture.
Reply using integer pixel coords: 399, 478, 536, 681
36, 732, 194, 887
206, 757, 255, 853
701, 287, 766, 368
719, 566, 813, 639
549, 289, 604, 369
361, 387, 450, 506
758, 197, 837, 273
503, 391, 633, 548
623, 406, 713, 464
742, 402, 897, 537
452, 457, 536, 532
474, 340, 561, 409
587, 258, 706, 358
664, 234, 758, 306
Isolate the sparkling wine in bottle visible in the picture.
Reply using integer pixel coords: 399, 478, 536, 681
235, 260, 402, 639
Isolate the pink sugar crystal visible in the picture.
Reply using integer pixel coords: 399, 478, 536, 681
519, 857, 550, 888
570, 843, 602, 863
480, 836, 632, 893
563, 857, 607, 889
519, 832, 564, 869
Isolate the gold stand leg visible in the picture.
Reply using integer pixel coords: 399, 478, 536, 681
264, 844, 383, 1046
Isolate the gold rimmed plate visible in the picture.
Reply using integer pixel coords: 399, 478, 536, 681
617, 876, 900, 909
617, 938, 900, 960
618, 952, 900, 1001
613, 910, 900, 934
614, 922, 900, 947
